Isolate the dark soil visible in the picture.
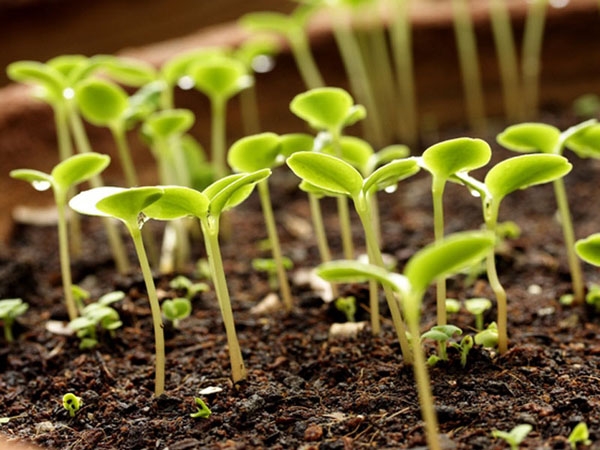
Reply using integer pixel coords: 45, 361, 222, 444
2, 131, 600, 450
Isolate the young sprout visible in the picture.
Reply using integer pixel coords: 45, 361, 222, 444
142, 170, 271, 383
568, 422, 592, 449
492, 424, 532, 450
290, 87, 367, 260
11, 153, 110, 321
0, 299, 29, 343
455, 153, 573, 354
316, 230, 495, 450
169, 275, 209, 300
445, 298, 461, 315
162, 298, 192, 329
420, 137, 491, 325
69, 186, 167, 395
421, 324, 462, 365
68, 292, 124, 349
335, 296, 357, 323
62, 393, 82, 418
475, 322, 499, 349
498, 120, 599, 305
190, 397, 212, 419
449, 335, 474, 368
287, 151, 419, 346
464, 297, 492, 331
252, 257, 294, 291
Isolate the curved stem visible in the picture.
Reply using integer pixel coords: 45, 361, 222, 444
56, 196, 78, 321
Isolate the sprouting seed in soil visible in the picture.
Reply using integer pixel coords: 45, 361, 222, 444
190, 397, 212, 419
162, 298, 192, 329
68, 293, 124, 350
62, 393, 82, 418
10, 152, 111, 321
464, 297, 492, 331
0, 298, 29, 343
334, 296, 357, 323
568, 422, 592, 449
491, 423, 532, 450
585, 284, 600, 312
317, 230, 495, 450
449, 335, 474, 368
475, 322, 499, 349
421, 324, 463, 365
251, 257, 294, 291
169, 275, 209, 299
445, 299, 461, 315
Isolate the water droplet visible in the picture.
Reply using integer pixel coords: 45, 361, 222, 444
384, 184, 398, 194
63, 88, 75, 100
238, 75, 254, 90
550, 0, 569, 8
251, 55, 275, 74
32, 180, 51, 191
177, 76, 195, 90
468, 187, 481, 198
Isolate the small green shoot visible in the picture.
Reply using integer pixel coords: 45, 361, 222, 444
585, 284, 600, 312
575, 233, 600, 267
491, 424, 532, 450
162, 298, 192, 329
568, 422, 592, 449
190, 397, 212, 419
475, 322, 499, 349
251, 257, 294, 291
449, 335, 474, 368
334, 296, 357, 323
0, 298, 29, 342
464, 297, 492, 331
68, 291, 124, 349
169, 275, 209, 299
421, 324, 462, 365
445, 298, 461, 314
62, 393, 82, 418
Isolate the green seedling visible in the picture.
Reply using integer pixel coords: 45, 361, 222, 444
492, 424, 532, 450
498, 120, 600, 305
11, 152, 110, 321
454, 153, 572, 353
291, 87, 367, 261
449, 334, 474, 368
69, 186, 167, 395
190, 397, 212, 419
464, 297, 492, 331
68, 291, 124, 349
252, 257, 294, 291
419, 137, 491, 325
573, 94, 600, 119
228, 132, 299, 311
287, 150, 419, 344
316, 230, 495, 450
93, 54, 157, 88
475, 321, 499, 349
240, 4, 324, 89
446, 298, 462, 314
575, 233, 600, 267
169, 275, 209, 299
62, 393, 82, 418
162, 298, 192, 329
71, 285, 90, 313
568, 422, 592, 449
585, 284, 600, 312
142, 169, 271, 383
192, 55, 252, 179
335, 296, 357, 323
0, 298, 29, 342
421, 324, 462, 365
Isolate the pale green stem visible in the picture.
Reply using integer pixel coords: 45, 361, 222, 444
522, 0, 548, 119
200, 216, 247, 383
240, 84, 261, 135
489, 0, 524, 122
56, 195, 78, 321
308, 193, 338, 298
130, 226, 165, 396
366, 242, 381, 336
257, 180, 293, 311
432, 178, 447, 325
331, 130, 354, 260
211, 97, 228, 180
406, 304, 441, 450
4, 319, 14, 342
451, 0, 487, 134
389, 0, 418, 146
289, 30, 325, 89
370, 192, 381, 248
68, 109, 130, 274
553, 178, 585, 304
110, 125, 139, 188
160, 84, 175, 111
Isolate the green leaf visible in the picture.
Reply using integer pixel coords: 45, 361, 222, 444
279, 133, 314, 158
52, 153, 111, 191
228, 132, 282, 172
485, 154, 572, 201
9, 169, 53, 189
497, 123, 560, 154
404, 231, 495, 297
204, 169, 271, 216
321, 136, 374, 176
75, 78, 129, 127
290, 87, 358, 132
316, 260, 409, 293
0, 299, 27, 319
368, 144, 411, 173
124, 81, 165, 127
192, 56, 251, 101
565, 124, 600, 159
363, 157, 420, 194
287, 152, 363, 198
143, 185, 209, 220
161, 48, 226, 86
575, 233, 600, 267
47, 54, 92, 85
234, 36, 280, 70
421, 137, 491, 179
162, 298, 192, 321
6, 60, 65, 102
239, 11, 295, 36
95, 55, 158, 87
142, 109, 195, 141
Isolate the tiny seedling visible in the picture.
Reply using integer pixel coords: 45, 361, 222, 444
449, 335, 474, 368
575, 233, 600, 267
169, 275, 209, 299
421, 324, 463, 365
491, 423, 532, 450
445, 298, 461, 315
251, 257, 294, 291
464, 297, 492, 331
568, 422, 592, 449
68, 291, 124, 349
0, 298, 29, 342
585, 284, 600, 312
62, 393, 82, 418
11, 152, 111, 321
190, 397, 212, 419
475, 322, 499, 349
162, 298, 192, 329
334, 296, 357, 323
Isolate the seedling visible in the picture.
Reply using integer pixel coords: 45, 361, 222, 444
421, 324, 462, 365
252, 257, 294, 291
575, 234, 600, 267
497, 120, 600, 305
169, 275, 209, 299
419, 137, 491, 325
162, 298, 192, 329
142, 170, 271, 383
190, 397, 212, 419
62, 393, 82, 418
316, 230, 495, 450
464, 297, 492, 331
11, 152, 111, 321
454, 153, 572, 353
69, 186, 167, 395
68, 291, 124, 349
492, 424, 532, 450
568, 422, 592, 449
475, 322, 499, 349
449, 335, 474, 368
585, 284, 600, 312
0, 298, 29, 342
334, 296, 357, 323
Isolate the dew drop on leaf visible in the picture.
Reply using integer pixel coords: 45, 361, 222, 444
32, 180, 51, 191
177, 76, 195, 90
63, 88, 75, 100
251, 55, 275, 74
384, 184, 398, 194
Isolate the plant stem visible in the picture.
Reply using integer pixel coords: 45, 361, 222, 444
211, 97, 228, 180
522, 0, 548, 119
3, 319, 13, 342
111, 125, 139, 188
200, 216, 247, 383
432, 178, 447, 325
331, 130, 355, 260
288, 30, 325, 89
56, 197, 78, 322
130, 227, 165, 396
257, 180, 293, 311
240, 84, 261, 135
553, 178, 584, 304
308, 193, 338, 298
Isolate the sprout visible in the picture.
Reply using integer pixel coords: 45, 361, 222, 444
252, 257, 294, 291
449, 335, 474, 368
162, 298, 192, 329
11, 153, 111, 321
421, 324, 462, 365
575, 233, 600, 267
190, 397, 212, 419
169, 275, 209, 300
334, 296, 357, 323
568, 422, 592, 449
491, 424, 532, 450
69, 292, 124, 350
62, 393, 82, 418
445, 298, 462, 314
475, 322, 499, 349
0, 299, 29, 343
464, 297, 492, 330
